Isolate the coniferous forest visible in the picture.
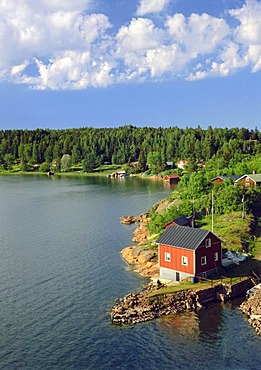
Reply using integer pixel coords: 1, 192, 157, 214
0, 125, 260, 174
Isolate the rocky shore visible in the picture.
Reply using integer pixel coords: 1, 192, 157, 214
117, 210, 261, 332
110, 283, 200, 325
120, 213, 159, 277
110, 280, 255, 325
239, 289, 261, 335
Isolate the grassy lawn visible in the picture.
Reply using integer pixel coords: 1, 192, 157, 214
148, 275, 250, 298
148, 281, 214, 297
0, 164, 126, 176
197, 212, 253, 253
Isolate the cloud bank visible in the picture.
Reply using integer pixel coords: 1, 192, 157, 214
0, 0, 260, 90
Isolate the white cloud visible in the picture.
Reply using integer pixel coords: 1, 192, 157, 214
187, 42, 247, 81
116, 18, 164, 54
146, 44, 188, 77
136, 0, 169, 16
166, 12, 230, 56
10, 61, 29, 76
26, 51, 116, 90
0, 0, 261, 89
229, 0, 261, 45
229, 0, 261, 72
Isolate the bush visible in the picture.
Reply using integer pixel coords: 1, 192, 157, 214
39, 162, 50, 172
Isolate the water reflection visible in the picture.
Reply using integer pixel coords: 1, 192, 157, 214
157, 311, 200, 338
157, 303, 224, 339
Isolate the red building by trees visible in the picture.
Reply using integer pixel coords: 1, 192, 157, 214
157, 226, 222, 282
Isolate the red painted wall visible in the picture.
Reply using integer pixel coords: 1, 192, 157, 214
241, 178, 255, 188
159, 245, 194, 275
211, 178, 223, 185
195, 235, 222, 274
159, 233, 222, 275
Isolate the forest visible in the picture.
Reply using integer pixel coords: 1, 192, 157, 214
0, 125, 260, 175
1, 124, 260, 251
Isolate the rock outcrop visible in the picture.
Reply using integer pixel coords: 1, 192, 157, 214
240, 289, 261, 335
110, 279, 255, 326
120, 212, 159, 277
120, 215, 137, 224
110, 283, 199, 325
121, 246, 158, 277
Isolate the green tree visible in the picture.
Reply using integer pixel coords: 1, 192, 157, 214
61, 154, 72, 172
82, 153, 96, 172
39, 162, 50, 172
3, 153, 14, 170
147, 152, 163, 174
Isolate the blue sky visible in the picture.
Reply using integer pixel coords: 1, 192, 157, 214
0, 0, 260, 130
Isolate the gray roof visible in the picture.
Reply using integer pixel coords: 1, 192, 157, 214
173, 216, 190, 226
156, 225, 210, 250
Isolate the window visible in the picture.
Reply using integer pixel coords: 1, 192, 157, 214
165, 252, 171, 262
201, 256, 207, 266
182, 256, 188, 266
214, 252, 219, 261
205, 238, 211, 248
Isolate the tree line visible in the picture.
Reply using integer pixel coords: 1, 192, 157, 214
0, 125, 260, 173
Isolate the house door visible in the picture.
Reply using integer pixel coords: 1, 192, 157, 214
176, 272, 180, 281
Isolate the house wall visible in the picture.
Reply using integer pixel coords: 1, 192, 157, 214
241, 177, 256, 188
159, 267, 192, 281
159, 245, 194, 275
211, 178, 223, 185
195, 235, 222, 275
158, 232, 222, 281
165, 221, 179, 229
165, 221, 190, 229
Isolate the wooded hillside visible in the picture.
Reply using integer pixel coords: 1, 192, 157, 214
0, 125, 260, 173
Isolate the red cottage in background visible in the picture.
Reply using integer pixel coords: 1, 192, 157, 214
165, 216, 191, 229
156, 225, 222, 282
234, 174, 261, 188
163, 174, 180, 184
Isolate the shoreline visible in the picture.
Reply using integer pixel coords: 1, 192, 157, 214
116, 214, 260, 329
110, 278, 254, 325
0, 171, 165, 180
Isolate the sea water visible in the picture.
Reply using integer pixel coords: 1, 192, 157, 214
0, 175, 260, 370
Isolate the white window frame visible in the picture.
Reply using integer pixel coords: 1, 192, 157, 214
182, 256, 188, 266
165, 252, 171, 262
205, 238, 211, 248
214, 252, 219, 261
201, 256, 207, 266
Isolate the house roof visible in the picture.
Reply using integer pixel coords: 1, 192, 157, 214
172, 216, 190, 226
211, 175, 240, 182
164, 174, 179, 179
235, 174, 261, 184
156, 225, 211, 250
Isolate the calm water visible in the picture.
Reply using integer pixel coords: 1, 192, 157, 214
0, 175, 260, 370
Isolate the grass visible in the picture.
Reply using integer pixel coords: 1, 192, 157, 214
148, 275, 251, 298
0, 164, 126, 177
148, 281, 213, 297
197, 212, 253, 253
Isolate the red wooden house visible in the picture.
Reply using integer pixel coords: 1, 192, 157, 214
210, 175, 240, 185
163, 174, 180, 184
156, 225, 222, 282
234, 174, 261, 188
165, 216, 191, 229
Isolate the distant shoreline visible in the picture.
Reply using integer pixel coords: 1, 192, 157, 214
0, 171, 164, 180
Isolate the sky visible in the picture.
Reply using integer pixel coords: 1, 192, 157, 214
0, 0, 260, 130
